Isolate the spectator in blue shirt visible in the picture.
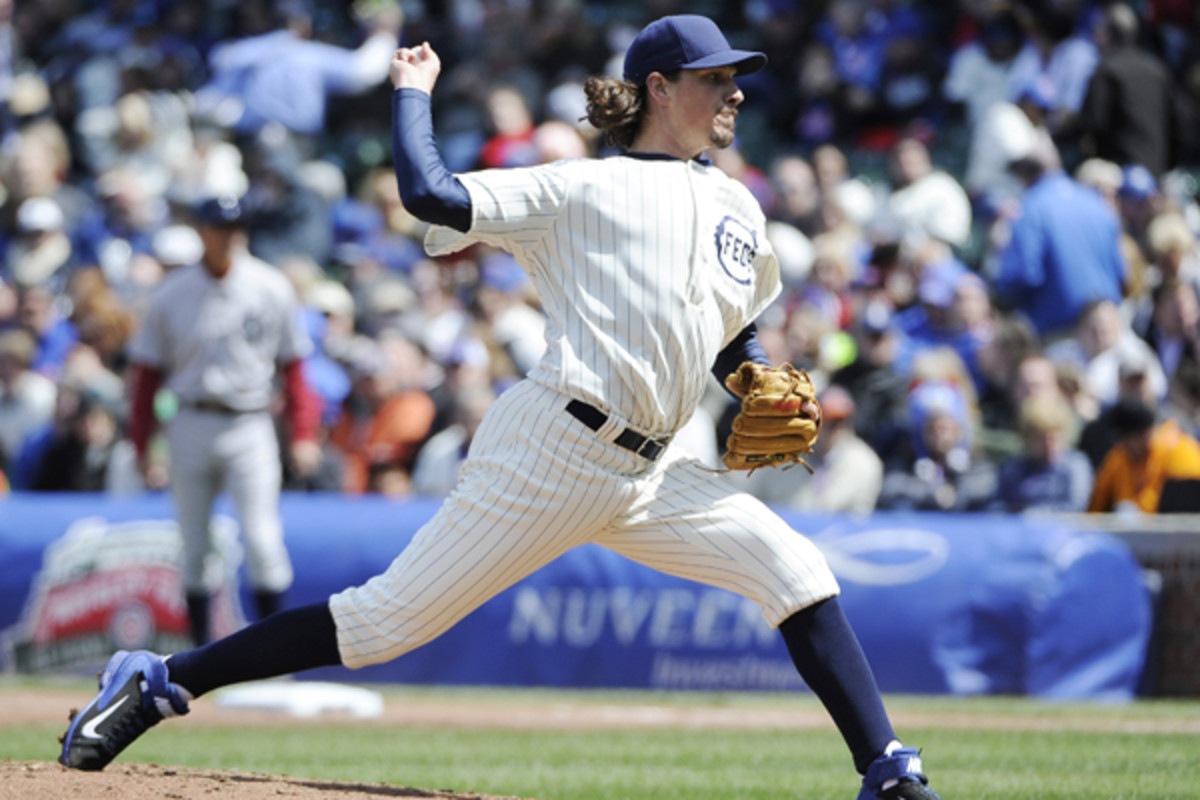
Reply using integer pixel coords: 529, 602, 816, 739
894, 255, 985, 383
877, 379, 999, 512
1004, 2, 1099, 130
990, 139, 1127, 338
992, 393, 1093, 512
193, 0, 400, 137
817, 0, 889, 94
13, 284, 76, 379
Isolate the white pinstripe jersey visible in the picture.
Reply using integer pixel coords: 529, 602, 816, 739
426, 155, 781, 437
129, 251, 311, 411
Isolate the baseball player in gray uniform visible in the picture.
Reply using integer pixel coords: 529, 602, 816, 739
126, 196, 321, 644
62, 16, 942, 799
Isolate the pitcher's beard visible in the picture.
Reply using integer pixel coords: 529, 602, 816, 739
710, 125, 736, 148
710, 112, 737, 148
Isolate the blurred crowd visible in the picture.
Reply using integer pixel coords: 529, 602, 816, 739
2, 0, 1200, 516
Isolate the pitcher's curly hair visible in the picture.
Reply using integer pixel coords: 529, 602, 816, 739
583, 71, 679, 150
583, 76, 643, 149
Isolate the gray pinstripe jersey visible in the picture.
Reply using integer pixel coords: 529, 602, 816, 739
129, 251, 311, 412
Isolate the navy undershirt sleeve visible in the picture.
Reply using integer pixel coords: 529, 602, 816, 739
711, 323, 769, 387
392, 88, 471, 232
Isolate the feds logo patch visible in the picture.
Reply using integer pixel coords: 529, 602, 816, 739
715, 216, 757, 285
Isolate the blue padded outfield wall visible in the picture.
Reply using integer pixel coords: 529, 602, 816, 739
0, 493, 1151, 700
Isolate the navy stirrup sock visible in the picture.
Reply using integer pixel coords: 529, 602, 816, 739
166, 601, 342, 699
779, 597, 897, 774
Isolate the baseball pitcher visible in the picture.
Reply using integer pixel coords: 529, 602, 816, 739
62, 16, 942, 800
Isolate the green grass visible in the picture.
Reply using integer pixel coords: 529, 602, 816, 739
7, 681, 1200, 799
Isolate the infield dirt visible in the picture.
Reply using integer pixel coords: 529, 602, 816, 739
0, 760, 528, 800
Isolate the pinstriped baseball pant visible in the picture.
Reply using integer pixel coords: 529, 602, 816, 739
330, 379, 839, 668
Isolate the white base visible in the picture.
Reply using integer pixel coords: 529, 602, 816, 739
213, 681, 385, 718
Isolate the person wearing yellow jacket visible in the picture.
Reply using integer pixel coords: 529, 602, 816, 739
1088, 397, 1200, 513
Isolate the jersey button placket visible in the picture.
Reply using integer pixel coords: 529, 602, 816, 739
685, 162, 706, 307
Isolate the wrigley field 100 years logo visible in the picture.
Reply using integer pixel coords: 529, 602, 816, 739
2, 516, 247, 675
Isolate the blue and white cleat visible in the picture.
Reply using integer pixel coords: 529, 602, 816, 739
59, 650, 190, 771
857, 745, 943, 799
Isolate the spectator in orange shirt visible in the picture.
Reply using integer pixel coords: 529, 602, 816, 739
1088, 397, 1200, 513
329, 332, 437, 495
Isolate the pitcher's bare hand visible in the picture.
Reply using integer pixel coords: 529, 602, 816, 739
389, 42, 441, 94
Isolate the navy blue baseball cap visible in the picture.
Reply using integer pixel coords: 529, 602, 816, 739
197, 195, 245, 227
623, 15, 767, 86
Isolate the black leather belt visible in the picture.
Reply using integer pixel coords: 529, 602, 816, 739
182, 400, 265, 416
566, 399, 670, 462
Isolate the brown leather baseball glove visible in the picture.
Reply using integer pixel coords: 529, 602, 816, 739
722, 362, 822, 473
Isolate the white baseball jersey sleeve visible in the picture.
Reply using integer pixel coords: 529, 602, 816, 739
426, 156, 781, 436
